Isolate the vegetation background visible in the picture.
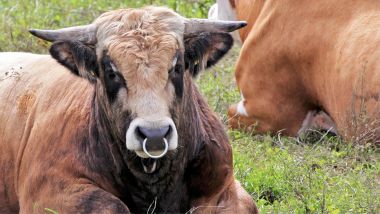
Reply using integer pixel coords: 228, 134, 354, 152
0, 0, 379, 213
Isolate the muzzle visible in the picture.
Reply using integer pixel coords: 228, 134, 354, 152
126, 117, 178, 159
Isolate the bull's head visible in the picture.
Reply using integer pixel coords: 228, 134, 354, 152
30, 7, 245, 173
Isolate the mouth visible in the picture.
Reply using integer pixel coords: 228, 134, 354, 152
140, 158, 158, 174
125, 118, 179, 174
134, 139, 168, 174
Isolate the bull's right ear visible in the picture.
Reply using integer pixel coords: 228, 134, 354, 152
49, 41, 98, 82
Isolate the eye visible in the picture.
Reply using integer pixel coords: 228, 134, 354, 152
101, 55, 127, 102
174, 64, 182, 73
169, 52, 180, 74
169, 64, 182, 76
108, 73, 116, 79
169, 63, 184, 98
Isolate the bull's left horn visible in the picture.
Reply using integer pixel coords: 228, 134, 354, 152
184, 18, 247, 35
29, 24, 97, 44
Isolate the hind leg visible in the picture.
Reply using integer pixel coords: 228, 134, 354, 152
297, 110, 339, 136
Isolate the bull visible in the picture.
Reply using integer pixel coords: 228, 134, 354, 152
0, 7, 258, 213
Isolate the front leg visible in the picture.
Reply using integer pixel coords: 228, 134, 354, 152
18, 183, 130, 214
215, 180, 258, 214
186, 136, 257, 213
189, 180, 258, 214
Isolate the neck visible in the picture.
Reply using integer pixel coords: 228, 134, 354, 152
79, 76, 230, 212
89, 84, 187, 212
72, 86, 132, 201
179, 74, 232, 199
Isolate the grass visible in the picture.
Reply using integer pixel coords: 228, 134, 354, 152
1, 0, 379, 213
0, 0, 212, 53
199, 47, 380, 213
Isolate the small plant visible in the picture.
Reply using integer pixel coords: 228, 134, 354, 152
44, 208, 59, 214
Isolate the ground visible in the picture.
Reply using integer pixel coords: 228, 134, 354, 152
0, 1, 379, 213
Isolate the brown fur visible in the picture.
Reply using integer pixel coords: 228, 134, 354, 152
0, 7, 257, 213
227, 0, 380, 143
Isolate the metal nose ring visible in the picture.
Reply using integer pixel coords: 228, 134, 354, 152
142, 138, 168, 159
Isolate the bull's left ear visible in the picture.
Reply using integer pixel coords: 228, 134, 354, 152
49, 40, 98, 82
184, 32, 233, 77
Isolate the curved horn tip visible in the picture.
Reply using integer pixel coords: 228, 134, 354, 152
28, 29, 36, 35
28, 25, 97, 44
228, 21, 247, 32
184, 19, 248, 34
28, 29, 56, 42
238, 21, 248, 28
28, 29, 38, 36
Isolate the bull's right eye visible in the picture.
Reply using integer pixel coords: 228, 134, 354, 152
101, 55, 127, 102
108, 73, 116, 79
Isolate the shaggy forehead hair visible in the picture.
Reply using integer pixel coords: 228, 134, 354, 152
93, 7, 184, 92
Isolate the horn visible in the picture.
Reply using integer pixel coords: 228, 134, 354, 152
29, 24, 97, 44
184, 18, 247, 35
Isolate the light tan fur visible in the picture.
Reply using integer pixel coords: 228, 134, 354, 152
94, 7, 183, 120
227, 0, 380, 143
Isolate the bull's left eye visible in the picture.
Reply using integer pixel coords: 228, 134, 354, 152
169, 63, 183, 77
169, 63, 184, 98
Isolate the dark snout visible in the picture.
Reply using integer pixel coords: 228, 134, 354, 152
137, 126, 171, 151
137, 126, 171, 139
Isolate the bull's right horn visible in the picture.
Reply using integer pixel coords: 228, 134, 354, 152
184, 18, 247, 35
29, 24, 97, 44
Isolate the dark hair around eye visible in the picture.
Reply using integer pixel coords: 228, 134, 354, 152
101, 55, 127, 102
170, 63, 184, 98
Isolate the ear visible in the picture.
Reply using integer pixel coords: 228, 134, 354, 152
49, 41, 98, 82
184, 32, 233, 77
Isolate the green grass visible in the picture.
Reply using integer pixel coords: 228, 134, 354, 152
1, 0, 379, 213
200, 47, 380, 213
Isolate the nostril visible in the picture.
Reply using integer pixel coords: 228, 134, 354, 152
136, 127, 147, 140
165, 126, 172, 138
136, 126, 170, 139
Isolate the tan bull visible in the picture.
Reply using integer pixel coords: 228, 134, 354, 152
0, 7, 258, 213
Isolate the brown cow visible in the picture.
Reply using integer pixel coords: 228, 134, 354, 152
215, 0, 379, 143
0, 7, 258, 213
